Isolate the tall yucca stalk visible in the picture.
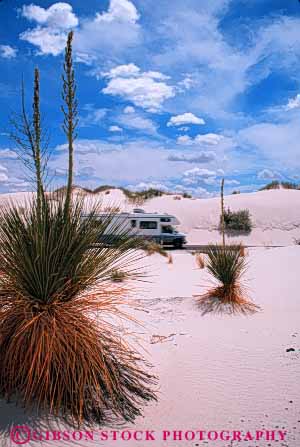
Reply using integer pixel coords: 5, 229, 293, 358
220, 177, 225, 247
1, 32, 157, 426
196, 179, 259, 314
9, 69, 46, 213
61, 31, 78, 218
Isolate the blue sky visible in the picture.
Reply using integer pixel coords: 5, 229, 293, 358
0, 0, 300, 196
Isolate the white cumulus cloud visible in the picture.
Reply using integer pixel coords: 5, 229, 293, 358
74, 0, 141, 62
22, 3, 78, 29
285, 94, 300, 111
123, 106, 135, 114
183, 167, 217, 178
167, 112, 205, 127
20, 2, 78, 56
95, 0, 139, 24
0, 45, 17, 59
109, 125, 123, 132
177, 133, 226, 147
102, 64, 175, 111
195, 133, 224, 145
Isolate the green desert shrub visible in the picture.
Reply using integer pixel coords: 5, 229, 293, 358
195, 244, 259, 314
221, 207, 252, 233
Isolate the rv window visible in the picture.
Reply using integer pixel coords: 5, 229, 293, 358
140, 221, 158, 229
160, 217, 171, 222
131, 220, 137, 228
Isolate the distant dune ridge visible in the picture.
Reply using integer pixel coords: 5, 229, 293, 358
1, 188, 300, 245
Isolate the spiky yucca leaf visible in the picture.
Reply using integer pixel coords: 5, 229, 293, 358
0, 198, 156, 426
205, 244, 246, 294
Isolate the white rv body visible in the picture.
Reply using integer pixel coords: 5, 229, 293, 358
82, 209, 186, 248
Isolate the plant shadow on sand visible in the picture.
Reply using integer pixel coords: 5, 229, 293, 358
195, 293, 261, 316
0, 398, 128, 446
0, 400, 66, 446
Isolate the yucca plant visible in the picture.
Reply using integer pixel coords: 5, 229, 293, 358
0, 30, 156, 427
196, 244, 259, 314
196, 179, 259, 315
0, 197, 156, 426
203, 244, 247, 303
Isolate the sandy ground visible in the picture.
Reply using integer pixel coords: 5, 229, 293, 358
0, 190, 299, 446
0, 246, 299, 446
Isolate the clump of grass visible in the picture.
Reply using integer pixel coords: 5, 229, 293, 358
239, 244, 246, 257
0, 198, 156, 427
110, 269, 128, 282
195, 253, 205, 269
140, 240, 168, 257
196, 244, 259, 315
167, 253, 173, 264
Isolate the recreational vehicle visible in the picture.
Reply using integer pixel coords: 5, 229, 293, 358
83, 209, 187, 248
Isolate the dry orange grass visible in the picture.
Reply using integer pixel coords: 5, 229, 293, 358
0, 286, 156, 427
195, 253, 205, 269
239, 245, 246, 257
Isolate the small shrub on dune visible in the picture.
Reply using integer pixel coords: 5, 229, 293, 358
222, 208, 252, 233
259, 180, 280, 191
196, 244, 259, 315
0, 198, 156, 427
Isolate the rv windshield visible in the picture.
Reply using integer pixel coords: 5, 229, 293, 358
162, 225, 175, 234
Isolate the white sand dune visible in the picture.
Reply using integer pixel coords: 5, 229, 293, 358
90, 188, 300, 246
2, 188, 300, 245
